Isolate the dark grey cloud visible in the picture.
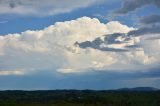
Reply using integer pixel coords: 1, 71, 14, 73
99, 47, 129, 52
146, 36, 160, 40
110, 0, 160, 37
9, 1, 23, 8
125, 45, 140, 49
114, 0, 160, 15
75, 33, 129, 52
9, 2, 15, 8
104, 33, 124, 44
140, 15, 160, 25
128, 25, 160, 36
74, 37, 103, 49
76, 25, 160, 53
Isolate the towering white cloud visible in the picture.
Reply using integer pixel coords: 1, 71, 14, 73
0, 17, 159, 75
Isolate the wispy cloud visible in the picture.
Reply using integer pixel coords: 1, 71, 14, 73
0, 0, 107, 16
0, 69, 25, 75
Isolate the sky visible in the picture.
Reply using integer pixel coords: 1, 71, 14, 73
0, 0, 160, 90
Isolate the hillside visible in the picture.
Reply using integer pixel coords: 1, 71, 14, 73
0, 89, 159, 106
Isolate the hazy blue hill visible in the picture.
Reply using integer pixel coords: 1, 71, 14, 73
117, 87, 159, 91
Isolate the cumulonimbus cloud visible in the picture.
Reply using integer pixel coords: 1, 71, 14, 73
0, 17, 159, 75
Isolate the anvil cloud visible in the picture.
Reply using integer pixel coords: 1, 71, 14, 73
0, 17, 160, 75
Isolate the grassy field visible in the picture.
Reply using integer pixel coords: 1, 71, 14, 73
0, 90, 160, 106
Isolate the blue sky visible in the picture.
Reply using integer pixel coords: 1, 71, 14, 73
0, 0, 160, 90
0, 0, 119, 35
1, 0, 160, 35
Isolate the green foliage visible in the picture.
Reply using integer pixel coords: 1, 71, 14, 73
0, 90, 159, 106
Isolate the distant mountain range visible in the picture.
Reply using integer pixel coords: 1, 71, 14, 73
116, 87, 159, 91
0, 87, 159, 92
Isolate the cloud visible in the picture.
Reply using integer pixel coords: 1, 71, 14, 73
0, 69, 25, 75
76, 33, 129, 52
107, 0, 160, 45
0, 0, 107, 16
113, 0, 160, 15
108, 0, 160, 26
128, 25, 160, 36
146, 36, 160, 40
140, 15, 160, 25
0, 17, 159, 75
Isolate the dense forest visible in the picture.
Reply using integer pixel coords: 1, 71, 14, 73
0, 90, 160, 106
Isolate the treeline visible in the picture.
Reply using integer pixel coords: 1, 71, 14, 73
0, 90, 160, 106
